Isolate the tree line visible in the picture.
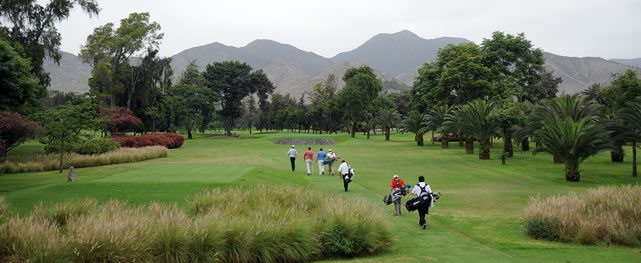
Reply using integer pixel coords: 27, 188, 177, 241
2, 2, 641, 182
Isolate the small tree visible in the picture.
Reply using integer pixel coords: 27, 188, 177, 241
401, 111, 429, 146
458, 100, 498, 160
33, 104, 98, 172
535, 116, 610, 181
426, 105, 451, 148
615, 101, 641, 177
0, 112, 39, 161
376, 108, 401, 141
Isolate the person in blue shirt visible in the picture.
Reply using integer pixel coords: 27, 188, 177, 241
317, 148, 326, 175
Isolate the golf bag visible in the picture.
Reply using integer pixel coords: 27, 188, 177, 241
383, 193, 393, 205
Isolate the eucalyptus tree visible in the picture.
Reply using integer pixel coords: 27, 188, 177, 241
337, 66, 382, 138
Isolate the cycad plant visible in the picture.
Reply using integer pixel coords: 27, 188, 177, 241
376, 108, 401, 141
458, 100, 497, 159
615, 101, 641, 177
535, 116, 610, 181
400, 111, 429, 146
426, 105, 451, 148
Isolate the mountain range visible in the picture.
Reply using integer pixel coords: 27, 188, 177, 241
44, 30, 641, 98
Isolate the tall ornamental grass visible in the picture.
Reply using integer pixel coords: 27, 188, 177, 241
0, 185, 394, 262
524, 185, 641, 247
1, 146, 168, 173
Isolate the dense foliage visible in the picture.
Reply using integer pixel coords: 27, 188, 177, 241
0, 111, 39, 161
110, 133, 184, 149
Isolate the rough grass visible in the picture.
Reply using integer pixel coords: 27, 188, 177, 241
1, 146, 168, 173
0, 185, 393, 262
524, 184, 641, 246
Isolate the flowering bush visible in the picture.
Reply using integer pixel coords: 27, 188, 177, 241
0, 111, 40, 161
110, 133, 184, 149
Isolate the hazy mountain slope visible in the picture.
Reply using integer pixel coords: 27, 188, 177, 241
610, 58, 641, 69
332, 30, 469, 77
543, 52, 641, 94
43, 51, 91, 93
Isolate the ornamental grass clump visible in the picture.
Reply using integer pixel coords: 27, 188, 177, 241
524, 185, 641, 246
1, 146, 167, 173
0, 185, 393, 262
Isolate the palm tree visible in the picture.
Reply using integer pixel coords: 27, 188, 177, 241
458, 100, 497, 159
377, 108, 401, 141
615, 101, 641, 177
520, 95, 598, 163
443, 107, 474, 154
400, 111, 429, 146
426, 105, 450, 148
535, 116, 610, 181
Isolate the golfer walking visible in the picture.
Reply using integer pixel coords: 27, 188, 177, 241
317, 148, 326, 175
390, 175, 406, 216
287, 145, 297, 172
304, 147, 314, 175
412, 176, 432, 229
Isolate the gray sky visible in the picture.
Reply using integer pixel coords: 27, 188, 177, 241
57, 0, 641, 59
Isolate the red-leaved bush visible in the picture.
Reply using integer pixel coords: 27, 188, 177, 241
110, 133, 184, 149
100, 107, 143, 133
0, 111, 40, 161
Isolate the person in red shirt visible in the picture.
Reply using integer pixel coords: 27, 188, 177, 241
390, 175, 406, 216
303, 147, 315, 176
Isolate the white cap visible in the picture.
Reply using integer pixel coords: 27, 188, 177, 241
329, 149, 332, 152
291, 145, 295, 148
393, 175, 399, 178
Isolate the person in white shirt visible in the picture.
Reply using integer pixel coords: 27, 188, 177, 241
411, 175, 432, 230
287, 145, 297, 172
338, 160, 352, 192
326, 149, 338, 175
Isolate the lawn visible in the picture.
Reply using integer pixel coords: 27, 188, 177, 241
1, 132, 640, 262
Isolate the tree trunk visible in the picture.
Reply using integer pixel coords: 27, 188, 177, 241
610, 145, 624, 162
465, 137, 474, 154
521, 138, 530, 151
223, 118, 234, 136
633, 142, 637, 177
367, 129, 370, 139
441, 134, 449, 149
458, 135, 464, 147
479, 138, 490, 160
187, 129, 193, 140
504, 135, 513, 157
384, 127, 390, 141
564, 161, 580, 182
553, 154, 564, 164
417, 133, 424, 146
0, 139, 6, 162
59, 135, 64, 173
350, 122, 357, 138
431, 131, 435, 144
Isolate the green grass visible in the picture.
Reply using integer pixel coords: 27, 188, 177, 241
2, 131, 641, 262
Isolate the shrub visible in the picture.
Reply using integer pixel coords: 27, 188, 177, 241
73, 138, 119, 155
524, 185, 641, 247
0, 197, 11, 225
0, 111, 40, 161
1, 146, 168, 173
110, 133, 184, 149
0, 215, 69, 262
99, 107, 143, 133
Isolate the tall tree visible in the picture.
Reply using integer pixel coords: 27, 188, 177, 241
425, 105, 451, 147
540, 71, 562, 99
0, 0, 99, 105
376, 107, 401, 141
0, 37, 39, 113
616, 101, 641, 177
337, 66, 382, 137
203, 61, 273, 136
80, 12, 163, 107
481, 32, 546, 102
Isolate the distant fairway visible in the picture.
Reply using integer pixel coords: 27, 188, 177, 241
1, 132, 640, 262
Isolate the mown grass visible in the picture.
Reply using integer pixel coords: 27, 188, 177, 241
0, 186, 392, 262
1, 131, 640, 262
1, 146, 168, 173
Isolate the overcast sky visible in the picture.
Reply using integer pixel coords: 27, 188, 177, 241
56, 0, 641, 59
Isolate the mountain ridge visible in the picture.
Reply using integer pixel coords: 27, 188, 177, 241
44, 30, 641, 98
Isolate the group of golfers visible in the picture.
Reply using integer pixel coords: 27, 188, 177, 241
287, 145, 435, 230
